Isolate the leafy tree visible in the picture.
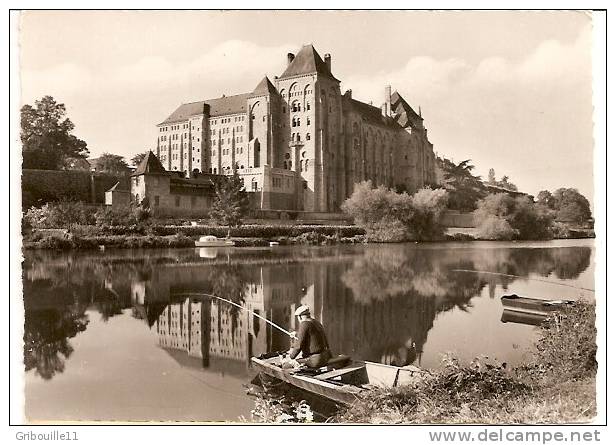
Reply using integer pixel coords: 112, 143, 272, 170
341, 181, 448, 242
536, 190, 555, 208
21, 96, 89, 170
94, 152, 131, 175
131, 151, 148, 167
488, 168, 496, 185
474, 193, 554, 240
209, 174, 249, 237
496, 175, 518, 192
438, 158, 487, 212
552, 188, 592, 224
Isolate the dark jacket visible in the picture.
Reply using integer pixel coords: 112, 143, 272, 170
289, 318, 330, 360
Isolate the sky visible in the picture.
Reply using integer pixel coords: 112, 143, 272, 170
18, 10, 597, 201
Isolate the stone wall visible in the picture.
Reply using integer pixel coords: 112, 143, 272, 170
22, 169, 119, 208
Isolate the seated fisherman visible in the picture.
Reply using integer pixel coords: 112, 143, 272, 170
287, 305, 332, 369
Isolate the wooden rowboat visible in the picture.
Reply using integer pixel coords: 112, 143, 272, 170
251, 353, 424, 406
501, 294, 574, 325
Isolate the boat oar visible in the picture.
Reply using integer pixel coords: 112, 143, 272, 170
451, 269, 595, 293
173, 292, 298, 339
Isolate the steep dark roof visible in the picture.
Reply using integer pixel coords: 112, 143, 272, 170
251, 76, 278, 97
342, 96, 399, 129
132, 151, 167, 176
160, 93, 251, 125
390, 91, 423, 129
279, 44, 339, 81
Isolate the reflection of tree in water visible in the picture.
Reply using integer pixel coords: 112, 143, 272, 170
337, 244, 592, 366
341, 247, 485, 308
336, 247, 490, 366
24, 304, 88, 380
472, 246, 592, 282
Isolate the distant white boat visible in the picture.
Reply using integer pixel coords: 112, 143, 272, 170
269, 241, 280, 246
195, 235, 235, 247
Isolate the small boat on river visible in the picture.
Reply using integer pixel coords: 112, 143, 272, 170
501, 294, 574, 325
194, 235, 235, 247
251, 353, 424, 406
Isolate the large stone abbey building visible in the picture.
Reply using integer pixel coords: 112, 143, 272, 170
155, 44, 436, 213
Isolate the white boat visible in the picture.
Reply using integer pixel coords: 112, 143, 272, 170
194, 235, 235, 247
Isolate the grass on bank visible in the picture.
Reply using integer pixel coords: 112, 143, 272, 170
253, 303, 597, 424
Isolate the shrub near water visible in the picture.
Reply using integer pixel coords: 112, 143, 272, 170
532, 303, 597, 381
341, 181, 448, 242
474, 193, 554, 240
100, 224, 364, 238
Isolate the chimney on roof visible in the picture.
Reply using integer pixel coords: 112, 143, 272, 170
384, 85, 392, 117
287, 52, 295, 66
324, 53, 331, 72
344, 89, 352, 99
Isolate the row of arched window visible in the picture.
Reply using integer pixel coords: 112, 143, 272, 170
292, 116, 311, 126
290, 133, 311, 142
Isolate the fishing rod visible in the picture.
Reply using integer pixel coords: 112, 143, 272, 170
173, 292, 298, 339
451, 269, 595, 293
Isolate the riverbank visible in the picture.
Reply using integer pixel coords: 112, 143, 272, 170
332, 302, 597, 424
22, 225, 366, 250
250, 302, 596, 423
22, 223, 594, 250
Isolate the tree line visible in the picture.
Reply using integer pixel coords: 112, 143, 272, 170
22, 95, 148, 173
437, 157, 592, 226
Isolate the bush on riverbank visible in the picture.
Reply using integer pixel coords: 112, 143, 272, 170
331, 302, 596, 423
474, 193, 555, 240
341, 181, 449, 242
23, 232, 195, 250
71, 223, 365, 238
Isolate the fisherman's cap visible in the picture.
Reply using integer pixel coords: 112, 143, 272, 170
294, 305, 310, 316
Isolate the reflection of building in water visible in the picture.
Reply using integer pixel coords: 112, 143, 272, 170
141, 261, 442, 368
157, 298, 211, 364
154, 291, 269, 370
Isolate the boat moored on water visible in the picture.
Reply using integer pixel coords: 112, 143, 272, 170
251, 353, 424, 406
501, 294, 574, 325
194, 235, 236, 247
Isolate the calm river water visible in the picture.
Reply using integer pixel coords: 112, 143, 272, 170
22, 239, 594, 422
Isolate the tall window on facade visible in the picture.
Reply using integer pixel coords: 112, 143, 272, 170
175, 196, 180, 207
306, 133, 311, 141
